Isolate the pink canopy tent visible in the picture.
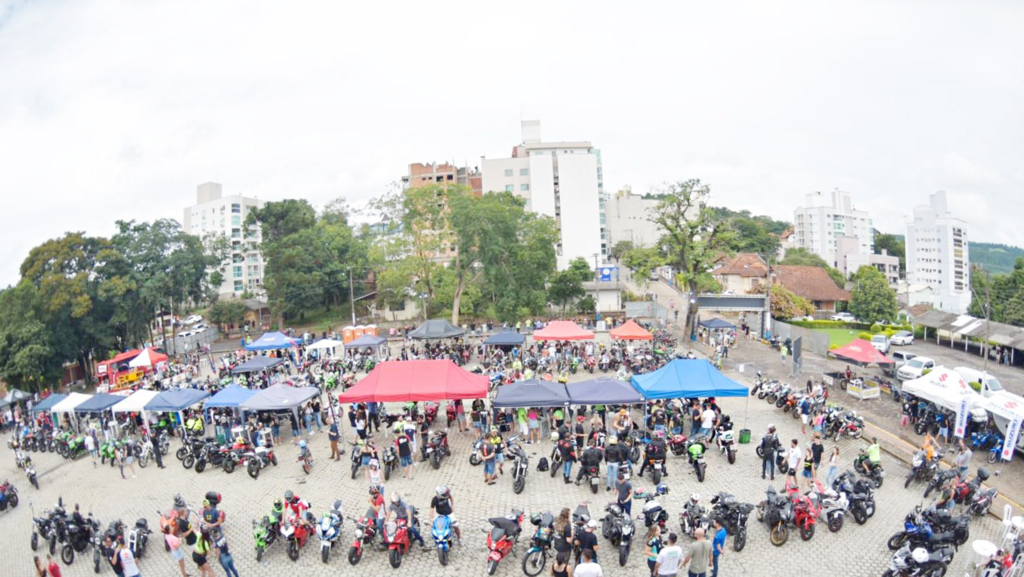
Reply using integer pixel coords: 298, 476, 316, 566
532, 321, 595, 341
337, 360, 489, 403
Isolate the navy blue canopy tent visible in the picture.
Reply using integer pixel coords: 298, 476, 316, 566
567, 377, 645, 405
145, 389, 211, 412
344, 335, 387, 349
483, 328, 526, 347
31, 394, 66, 413
245, 331, 300, 351
631, 359, 748, 400
408, 319, 465, 340
231, 356, 284, 374
204, 385, 258, 409
699, 318, 736, 330
73, 394, 124, 414
493, 379, 569, 408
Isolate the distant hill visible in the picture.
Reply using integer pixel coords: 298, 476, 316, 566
971, 242, 1024, 275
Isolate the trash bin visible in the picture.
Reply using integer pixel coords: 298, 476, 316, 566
739, 429, 751, 444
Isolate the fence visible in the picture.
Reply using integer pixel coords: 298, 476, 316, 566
626, 301, 670, 321
771, 320, 831, 357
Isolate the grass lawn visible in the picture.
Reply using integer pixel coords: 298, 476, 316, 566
814, 328, 862, 347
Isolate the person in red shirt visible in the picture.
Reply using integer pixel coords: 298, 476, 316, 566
46, 554, 62, 577
283, 490, 309, 521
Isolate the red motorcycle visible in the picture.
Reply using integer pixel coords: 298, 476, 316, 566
485, 509, 524, 575
791, 492, 821, 541
280, 514, 314, 561
832, 413, 864, 442
423, 402, 439, 427
385, 518, 415, 569
346, 513, 378, 565
584, 356, 597, 373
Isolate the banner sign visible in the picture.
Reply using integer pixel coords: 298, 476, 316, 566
1002, 415, 1022, 462
954, 396, 969, 439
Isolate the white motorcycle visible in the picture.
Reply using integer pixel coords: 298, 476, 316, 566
714, 427, 736, 464
315, 501, 344, 564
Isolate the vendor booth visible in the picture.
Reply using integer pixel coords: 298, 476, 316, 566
493, 379, 569, 408
204, 384, 258, 409
343, 335, 388, 358
407, 319, 466, 340
901, 367, 988, 425
698, 318, 736, 330
305, 338, 345, 358
609, 320, 653, 341
240, 385, 321, 430
111, 389, 160, 429
338, 360, 488, 403
981, 394, 1024, 458
532, 321, 595, 341
231, 356, 284, 374
128, 347, 168, 370
483, 328, 526, 347
74, 394, 124, 415
31, 394, 66, 414
50, 392, 92, 429
3, 387, 31, 406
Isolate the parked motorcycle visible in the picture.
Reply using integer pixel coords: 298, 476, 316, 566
485, 509, 523, 575
757, 487, 793, 546
635, 485, 670, 528
247, 445, 278, 480
385, 516, 416, 569
507, 437, 529, 494
887, 505, 970, 551
678, 495, 709, 540
0, 480, 19, 511
882, 543, 955, 577
522, 511, 555, 576
431, 515, 455, 566
714, 427, 736, 464
601, 502, 635, 566
833, 411, 865, 442
709, 493, 752, 552
818, 487, 850, 533
61, 510, 100, 566
423, 430, 450, 470
280, 513, 314, 561
346, 511, 378, 565
904, 449, 943, 489
315, 501, 344, 563
686, 438, 707, 483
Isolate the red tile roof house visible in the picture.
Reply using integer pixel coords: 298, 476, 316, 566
773, 265, 851, 316
711, 253, 769, 294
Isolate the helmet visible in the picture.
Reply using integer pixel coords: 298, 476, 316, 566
390, 493, 401, 505
369, 485, 380, 495
298, 440, 307, 449
490, 426, 498, 434
768, 424, 776, 432
202, 499, 211, 507
273, 499, 283, 511
550, 432, 560, 442
356, 439, 365, 447
435, 486, 449, 498
689, 493, 700, 505
911, 548, 929, 564
333, 500, 342, 511
587, 519, 598, 529
284, 490, 294, 502
656, 483, 669, 496
608, 435, 618, 445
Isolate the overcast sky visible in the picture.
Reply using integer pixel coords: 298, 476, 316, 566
1, 0, 1022, 287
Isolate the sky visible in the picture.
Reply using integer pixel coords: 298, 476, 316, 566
1, 0, 1022, 287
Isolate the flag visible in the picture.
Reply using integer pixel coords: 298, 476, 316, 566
954, 396, 969, 439
1002, 416, 1022, 462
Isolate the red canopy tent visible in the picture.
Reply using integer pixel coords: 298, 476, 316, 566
829, 339, 894, 365
337, 360, 489, 403
97, 349, 141, 381
532, 321, 595, 341
609, 320, 653, 341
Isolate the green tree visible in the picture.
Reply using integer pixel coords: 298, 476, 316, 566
575, 295, 596, 314
548, 271, 587, 313
648, 179, 734, 334
849, 265, 899, 322
769, 283, 814, 320
874, 232, 906, 273
207, 299, 247, 333
610, 240, 635, 261
0, 284, 61, 391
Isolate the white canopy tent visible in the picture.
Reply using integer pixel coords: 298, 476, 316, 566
129, 349, 156, 368
50, 392, 92, 431
305, 339, 345, 357
901, 366, 988, 423
110, 389, 159, 432
982, 393, 1024, 456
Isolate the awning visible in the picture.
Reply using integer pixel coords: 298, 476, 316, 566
145, 389, 211, 412
630, 359, 749, 399
533, 321, 595, 341
699, 318, 736, 330
204, 385, 258, 409
129, 348, 168, 368
338, 360, 488, 403
3, 387, 31, 404
483, 328, 526, 347
609, 320, 653, 341
245, 331, 300, 351
982, 393, 1024, 422
407, 319, 466, 340
31, 394, 66, 413
493, 379, 569, 408
306, 339, 345, 355
74, 394, 125, 414
240, 384, 319, 411
111, 390, 160, 414
829, 339, 894, 365
566, 377, 645, 405
51, 393, 92, 414
344, 335, 388, 349
901, 366, 986, 416
231, 357, 283, 374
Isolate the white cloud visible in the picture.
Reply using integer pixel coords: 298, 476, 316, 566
1, 0, 1022, 286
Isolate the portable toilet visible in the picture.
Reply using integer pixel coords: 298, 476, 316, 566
365, 324, 378, 337
342, 326, 355, 343
353, 325, 366, 339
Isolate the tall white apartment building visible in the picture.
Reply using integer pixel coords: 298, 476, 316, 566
905, 190, 971, 313
481, 121, 605, 269
604, 186, 663, 249
182, 182, 266, 297
793, 189, 874, 268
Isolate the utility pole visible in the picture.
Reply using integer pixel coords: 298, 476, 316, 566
982, 269, 992, 372
348, 267, 356, 325
758, 253, 772, 339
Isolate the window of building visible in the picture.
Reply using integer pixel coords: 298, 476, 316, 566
520, 183, 529, 191
519, 168, 529, 176
231, 204, 241, 213
248, 254, 260, 262
505, 184, 514, 192
233, 266, 243, 278
504, 169, 513, 177
231, 228, 241, 239
231, 215, 241, 226
234, 281, 243, 291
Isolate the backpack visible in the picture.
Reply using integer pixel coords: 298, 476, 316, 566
537, 457, 549, 472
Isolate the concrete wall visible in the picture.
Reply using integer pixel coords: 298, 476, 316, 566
771, 320, 831, 356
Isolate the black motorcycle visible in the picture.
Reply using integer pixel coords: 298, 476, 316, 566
756, 486, 793, 547
905, 449, 943, 489
507, 438, 529, 494
923, 469, 959, 499
709, 492, 752, 552
834, 471, 876, 524
422, 430, 450, 470
600, 502, 636, 566
61, 511, 101, 566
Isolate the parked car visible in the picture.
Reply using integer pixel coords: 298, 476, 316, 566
830, 312, 857, 322
183, 314, 203, 325
177, 330, 194, 339
953, 366, 1005, 397
882, 351, 916, 377
194, 324, 208, 333
889, 330, 914, 346
870, 334, 890, 354
897, 356, 935, 381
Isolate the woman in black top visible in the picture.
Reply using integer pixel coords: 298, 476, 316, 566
551, 551, 571, 577
552, 508, 572, 554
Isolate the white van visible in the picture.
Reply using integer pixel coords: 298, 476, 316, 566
953, 366, 1005, 398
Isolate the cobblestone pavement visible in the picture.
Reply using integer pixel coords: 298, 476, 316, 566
0, 367, 1009, 577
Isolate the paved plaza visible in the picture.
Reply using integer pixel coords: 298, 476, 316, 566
0, 364, 1009, 577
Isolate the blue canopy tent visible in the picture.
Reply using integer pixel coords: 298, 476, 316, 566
483, 328, 526, 347
146, 389, 211, 412
231, 356, 284, 374
493, 379, 569, 408
31, 394, 66, 413
245, 331, 300, 351
73, 393, 124, 416
631, 359, 748, 400
699, 318, 736, 330
567, 377, 645, 405
204, 384, 258, 409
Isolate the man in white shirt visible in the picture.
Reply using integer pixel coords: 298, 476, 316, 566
698, 407, 717, 438
574, 549, 603, 577
655, 531, 685, 576
787, 439, 802, 481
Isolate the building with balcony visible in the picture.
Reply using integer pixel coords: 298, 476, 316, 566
905, 190, 971, 313
793, 189, 874, 268
182, 182, 265, 297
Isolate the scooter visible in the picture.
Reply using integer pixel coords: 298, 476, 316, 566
315, 501, 343, 564
635, 485, 670, 528
485, 509, 523, 576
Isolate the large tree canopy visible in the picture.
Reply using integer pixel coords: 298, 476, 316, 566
849, 265, 899, 323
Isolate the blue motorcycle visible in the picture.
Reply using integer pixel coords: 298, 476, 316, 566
315, 501, 344, 564
431, 515, 454, 566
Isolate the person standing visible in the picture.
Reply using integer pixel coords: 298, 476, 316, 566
810, 435, 824, 483
118, 537, 142, 577
681, 528, 711, 577
825, 446, 840, 488
551, 551, 573, 577
604, 435, 622, 491
163, 525, 188, 577
644, 524, 663, 577
573, 549, 602, 577
480, 435, 496, 485
216, 536, 240, 577
786, 439, 801, 486
312, 398, 323, 432
328, 418, 340, 460
780, 344, 788, 366
760, 425, 779, 481
616, 472, 633, 516
46, 554, 62, 577
192, 529, 216, 577
574, 520, 600, 565
150, 429, 165, 469
395, 427, 414, 480
656, 532, 686, 577
85, 432, 97, 468
710, 518, 726, 577
954, 440, 973, 477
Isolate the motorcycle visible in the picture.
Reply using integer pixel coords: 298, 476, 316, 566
252, 516, 275, 562
25, 460, 39, 489
247, 445, 278, 479
507, 437, 529, 494
668, 434, 688, 457
678, 497, 709, 540
423, 430, 450, 470
709, 493, 752, 552
635, 485, 670, 528
923, 469, 959, 499
686, 438, 707, 483
833, 470, 876, 524
522, 511, 555, 576
61, 510, 100, 566
385, 516, 416, 569
856, 449, 885, 488
904, 450, 942, 489
127, 518, 151, 559
715, 427, 736, 464
30, 510, 55, 553
601, 502, 635, 566
280, 513, 314, 561
970, 486, 998, 517
346, 511, 378, 565
431, 515, 455, 566
818, 487, 850, 533
298, 446, 314, 475
576, 460, 602, 494
882, 543, 955, 577
0, 480, 19, 511
833, 412, 865, 442
887, 505, 970, 551
790, 491, 821, 541
485, 509, 523, 575
315, 501, 344, 563
757, 487, 793, 546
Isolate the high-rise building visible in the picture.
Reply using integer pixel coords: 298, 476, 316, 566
905, 190, 971, 313
792, 189, 874, 268
481, 120, 605, 269
604, 186, 663, 250
182, 182, 266, 297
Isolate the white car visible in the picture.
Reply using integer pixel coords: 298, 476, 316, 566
183, 314, 203, 325
897, 356, 935, 381
890, 331, 914, 346
870, 334, 890, 354
177, 330, 194, 339
830, 312, 857, 322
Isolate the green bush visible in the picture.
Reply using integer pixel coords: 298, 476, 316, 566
858, 332, 872, 341
786, 319, 872, 330
870, 323, 883, 333
968, 381, 982, 392
829, 343, 839, 350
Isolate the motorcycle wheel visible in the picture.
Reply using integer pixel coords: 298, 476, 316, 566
138, 453, 148, 468
769, 523, 788, 546
914, 422, 926, 435
853, 508, 867, 525
791, 407, 799, 418
923, 483, 936, 499
874, 476, 884, 489
590, 479, 598, 494
347, 545, 362, 565
182, 454, 195, 470
486, 558, 498, 575
223, 459, 236, 474
757, 391, 767, 400
727, 449, 735, 465
59, 445, 68, 459
62, 543, 74, 565
887, 532, 906, 550
839, 379, 848, 391
550, 462, 559, 478
522, 549, 546, 576
469, 453, 481, 466
619, 544, 629, 566
94, 549, 101, 573
988, 451, 998, 464
9, 492, 17, 507
755, 446, 764, 458
161, 442, 170, 456
303, 462, 311, 475
766, 394, 777, 404
431, 451, 440, 470
799, 523, 815, 541
697, 464, 705, 483
247, 459, 261, 480
438, 547, 449, 566
351, 462, 358, 480
513, 476, 525, 494
389, 548, 403, 569
175, 447, 187, 460
905, 473, 914, 489
195, 460, 206, 473
288, 540, 299, 561
322, 545, 330, 564
31, 531, 38, 551
733, 528, 746, 552
778, 461, 789, 475
926, 564, 947, 577
775, 399, 786, 409
652, 469, 661, 485
384, 463, 392, 481
827, 514, 843, 533
957, 528, 970, 546
271, 453, 278, 466
49, 536, 57, 555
